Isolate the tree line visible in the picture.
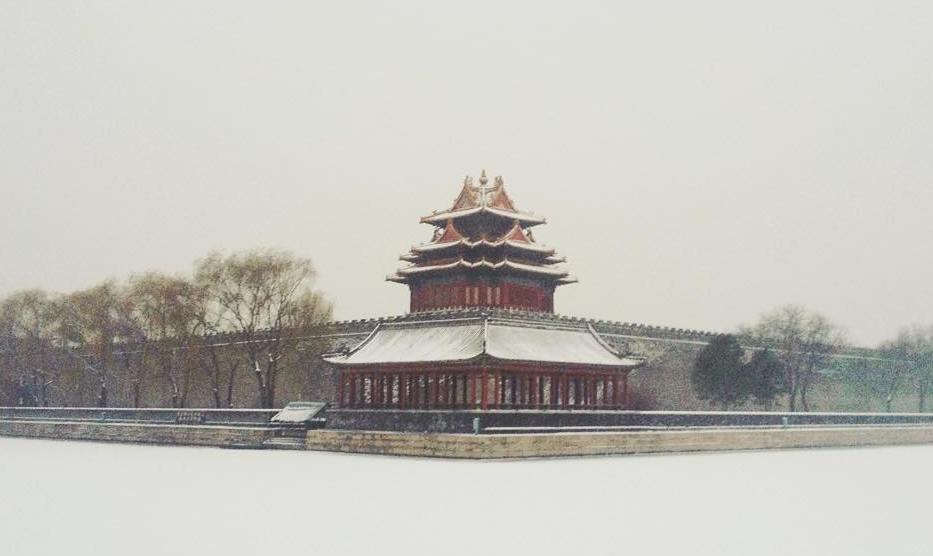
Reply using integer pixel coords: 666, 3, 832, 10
693, 305, 933, 412
0, 249, 332, 409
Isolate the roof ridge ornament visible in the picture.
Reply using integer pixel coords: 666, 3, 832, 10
479, 169, 488, 186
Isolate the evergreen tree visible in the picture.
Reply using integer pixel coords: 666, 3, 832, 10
692, 334, 747, 410
745, 349, 783, 410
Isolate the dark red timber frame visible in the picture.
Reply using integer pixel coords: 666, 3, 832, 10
336, 361, 630, 410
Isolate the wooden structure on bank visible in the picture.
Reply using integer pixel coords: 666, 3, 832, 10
326, 172, 643, 410
324, 315, 643, 410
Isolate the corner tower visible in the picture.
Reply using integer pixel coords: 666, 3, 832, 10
388, 171, 576, 313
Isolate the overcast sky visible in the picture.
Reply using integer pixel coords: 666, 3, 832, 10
1, 1, 931, 346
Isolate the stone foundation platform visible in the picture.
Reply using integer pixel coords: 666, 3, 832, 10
306, 425, 933, 458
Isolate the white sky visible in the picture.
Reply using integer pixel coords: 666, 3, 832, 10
1, 1, 931, 346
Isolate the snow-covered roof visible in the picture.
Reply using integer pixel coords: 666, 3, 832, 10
394, 258, 571, 278
409, 238, 556, 255
421, 206, 546, 226
323, 316, 644, 369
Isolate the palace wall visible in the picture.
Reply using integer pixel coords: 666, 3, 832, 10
4, 309, 916, 412
315, 310, 914, 413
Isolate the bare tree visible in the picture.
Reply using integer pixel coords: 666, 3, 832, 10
0, 290, 60, 406
186, 282, 241, 408
194, 249, 332, 408
908, 326, 933, 412
0, 295, 14, 405
881, 326, 933, 412
114, 284, 152, 408
59, 282, 123, 407
742, 305, 846, 412
124, 273, 201, 408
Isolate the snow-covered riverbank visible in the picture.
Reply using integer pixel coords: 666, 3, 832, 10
1, 438, 927, 555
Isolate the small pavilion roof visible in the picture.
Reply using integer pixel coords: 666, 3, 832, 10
421, 172, 546, 227
323, 316, 644, 369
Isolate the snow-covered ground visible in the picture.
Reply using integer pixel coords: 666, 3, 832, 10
1, 438, 929, 556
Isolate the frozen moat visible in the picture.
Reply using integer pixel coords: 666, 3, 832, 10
1, 437, 929, 555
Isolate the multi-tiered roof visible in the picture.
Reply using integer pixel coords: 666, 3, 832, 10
388, 171, 576, 287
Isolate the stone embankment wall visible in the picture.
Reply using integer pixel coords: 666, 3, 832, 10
0, 420, 275, 448
325, 408, 933, 433
305, 426, 933, 459
6, 417, 933, 459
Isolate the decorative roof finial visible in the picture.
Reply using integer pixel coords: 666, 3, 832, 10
463, 175, 473, 187
479, 169, 488, 186
494, 175, 503, 188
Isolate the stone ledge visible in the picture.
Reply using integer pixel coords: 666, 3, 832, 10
6, 419, 933, 459
0, 420, 275, 449
305, 426, 933, 459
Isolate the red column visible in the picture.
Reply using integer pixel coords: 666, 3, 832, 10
439, 374, 446, 408
405, 374, 411, 408
421, 374, 427, 408
494, 372, 501, 409
530, 376, 538, 407
362, 374, 368, 407
398, 373, 403, 407
416, 375, 423, 409
337, 372, 345, 408
446, 374, 452, 408
359, 374, 365, 407
348, 373, 356, 408
623, 372, 630, 409
422, 374, 428, 409
481, 369, 488, 410
469, 373, 476, 408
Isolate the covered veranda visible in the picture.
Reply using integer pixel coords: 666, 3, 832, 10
324, 316, 643, 410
